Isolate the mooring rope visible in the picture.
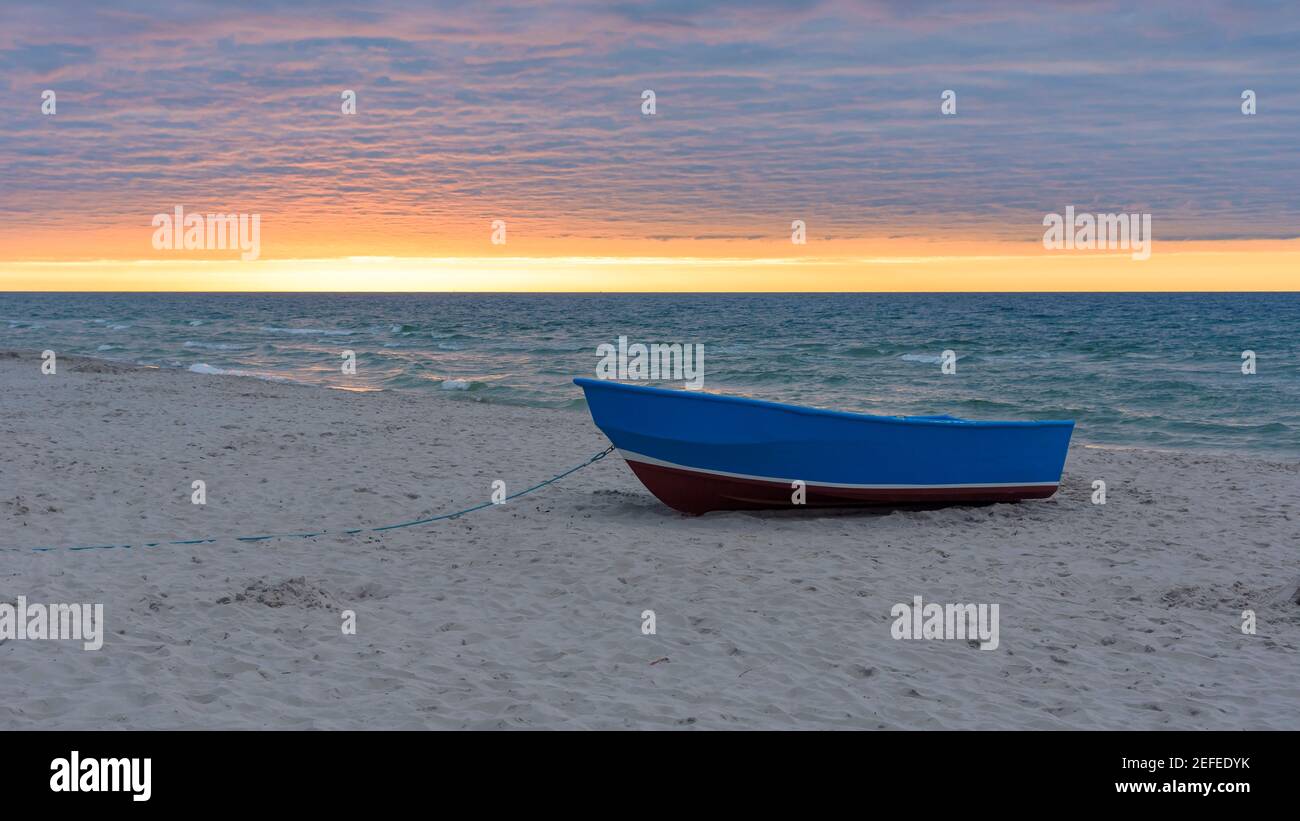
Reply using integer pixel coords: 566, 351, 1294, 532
15, 445, 616, 553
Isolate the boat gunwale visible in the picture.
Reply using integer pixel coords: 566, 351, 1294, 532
573, 377, 1075, 429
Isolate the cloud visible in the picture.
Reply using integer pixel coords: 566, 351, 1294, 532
0, 0, 1297, 250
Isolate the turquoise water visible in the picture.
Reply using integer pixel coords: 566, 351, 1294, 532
2, 292, 1297, 458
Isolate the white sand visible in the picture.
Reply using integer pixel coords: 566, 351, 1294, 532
1, 351, 1297, 729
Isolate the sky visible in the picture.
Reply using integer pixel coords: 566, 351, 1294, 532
1, 0, 1297, 291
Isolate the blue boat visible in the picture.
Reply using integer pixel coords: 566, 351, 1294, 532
574, 378, 1074, 514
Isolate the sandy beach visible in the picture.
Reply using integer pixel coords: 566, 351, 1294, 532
1, 350, 1297, 730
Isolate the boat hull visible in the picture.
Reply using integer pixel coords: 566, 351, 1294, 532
575, 378, 1074, 515
624, 454, 1061, 515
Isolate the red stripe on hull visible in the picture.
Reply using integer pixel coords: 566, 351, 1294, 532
624, 459, 1059, 515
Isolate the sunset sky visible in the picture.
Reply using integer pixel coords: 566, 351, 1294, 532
1, 0, 1297, 291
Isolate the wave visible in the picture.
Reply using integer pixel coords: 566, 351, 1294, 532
184, 341, 247, 350
843, 346, 883, 358
899, 353, 964, 364
188, 363, 287, 383
262, 326, 354, 336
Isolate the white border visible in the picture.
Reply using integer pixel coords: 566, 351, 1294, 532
619, 449, 1059, 490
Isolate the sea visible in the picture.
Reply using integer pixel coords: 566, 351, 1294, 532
3, 292, 1297, 458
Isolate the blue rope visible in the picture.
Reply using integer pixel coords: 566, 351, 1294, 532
16, 446, 615, 553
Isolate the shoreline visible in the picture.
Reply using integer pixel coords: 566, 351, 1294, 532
2, 348, 1298, 729
4, 348, 1295, 466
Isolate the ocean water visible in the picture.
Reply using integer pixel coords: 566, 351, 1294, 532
3, 292, 1297, 458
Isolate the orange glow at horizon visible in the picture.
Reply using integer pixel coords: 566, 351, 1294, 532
2, 239, 1297, 292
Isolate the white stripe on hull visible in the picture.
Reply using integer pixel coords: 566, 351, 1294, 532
618, 449, 1059, 490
